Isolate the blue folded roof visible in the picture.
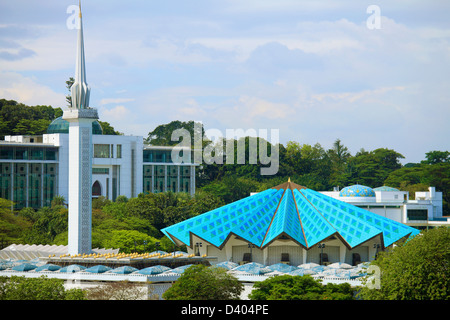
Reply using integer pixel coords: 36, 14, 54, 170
161, 180, 420, 250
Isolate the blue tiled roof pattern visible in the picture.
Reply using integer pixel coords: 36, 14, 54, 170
292, 189, 335, 247
300, 189, 383, 247
302, 189, 420, 246
339, 184, 375, 197
162, 183, 420, 249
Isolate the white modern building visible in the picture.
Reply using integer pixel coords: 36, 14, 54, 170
0, 130, 196, 209
0, 3, 196, 210
321, 184, 448, 230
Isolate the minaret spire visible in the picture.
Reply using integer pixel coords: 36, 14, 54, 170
63, 0, 98, 255
70, 0, 90, 109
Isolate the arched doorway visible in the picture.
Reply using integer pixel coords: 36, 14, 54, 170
92, 181, 102, 197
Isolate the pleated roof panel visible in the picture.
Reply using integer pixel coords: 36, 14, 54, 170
161, 187, 281, 248
162, 180, 420, 250
292, 189, 336, 248
299, 189, 420, 247
261, 189, 307, 248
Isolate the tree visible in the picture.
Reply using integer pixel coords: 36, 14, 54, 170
0, 198, 32, 243
190, 190, 224, 216
146, 120, 207, 147
358, 227, 449, 300
0, 276, 85, 300
327, 139, 351, 187
421, 150, 450, 165
345, 148, 404, 187
201, 176, 259, 204
51, 195, 66, 208
0, 99, 62, 138
162, 264, 243, 300
248, 275, 354, 300
65, 77, 74, 107
384, 162, 450, 216
85, 281, 155, 300
22, 206, 68, 245
98, 120, 122, 135
101, 229, 159, 253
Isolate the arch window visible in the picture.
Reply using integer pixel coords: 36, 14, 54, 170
92, 181, 102, 197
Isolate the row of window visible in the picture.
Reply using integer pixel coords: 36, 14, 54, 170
0, 162, 57, 208
143, 165, 192, 194
0, 161, 195, 208
143, 149, 192, 163
0, 146, 58, 161
93, 144, 122, 159
143, 165, 191, 177
0, 146, 193, 164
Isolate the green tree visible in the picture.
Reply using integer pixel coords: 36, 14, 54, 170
248, 275, 354, 300
327, 139, 351, 187
101, 230, 159, 253
384, 162, 450, 216
421, 150, 450, 164
201, 176, 259, 204
345, 148, 404, 187
146, 120, 207, 147
85, 280, 155, 300
0, 198, 32, 243
98, 120, 122, 135
65, 77, 74, 107
162, 264, 243, 300
0, 99, 62, 137
51, 195, 66, 208
22, 206, 68, 245
358, 227, 449, 300
190, 190, 224, 215
0, 276, 86, 300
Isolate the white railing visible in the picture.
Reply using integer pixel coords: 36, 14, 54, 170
0, 270, 363, 286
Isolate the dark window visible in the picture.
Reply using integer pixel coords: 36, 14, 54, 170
407, 209, 428, 221
92, 181, 102, 196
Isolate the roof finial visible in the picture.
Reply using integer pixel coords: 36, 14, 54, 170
70, 0, 90, 109
288, 177, 291, 182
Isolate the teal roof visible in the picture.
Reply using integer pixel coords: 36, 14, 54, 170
339, 184, 375, 197
47, 116, 103, 135
162, 181, 420, 250
374, 186, 399, 192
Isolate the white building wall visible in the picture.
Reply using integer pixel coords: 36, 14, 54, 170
44, 133, 69, 202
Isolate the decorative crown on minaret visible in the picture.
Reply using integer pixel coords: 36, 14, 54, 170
70, 0, 90, 109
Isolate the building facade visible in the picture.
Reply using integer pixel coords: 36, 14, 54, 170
0, 127, 196, 209
321, 184, 448, 230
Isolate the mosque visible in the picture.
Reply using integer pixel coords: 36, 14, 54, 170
162, 180, 423, 266
0, 2, 447, 299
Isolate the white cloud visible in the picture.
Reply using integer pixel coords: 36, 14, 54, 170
99, 98, 135, 105
100, 105, 130, 121
0, 71, 65, 107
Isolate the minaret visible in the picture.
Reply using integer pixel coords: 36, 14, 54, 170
63, 0, 98, 255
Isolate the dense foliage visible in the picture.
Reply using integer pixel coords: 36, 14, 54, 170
148, 121, 449, 215
0, 191, 224, 253
248, 274, 355, 300
162, 264, 243, 300
358, 227, 450, 300
0, 98, 120, 136
0, 275, 85, 300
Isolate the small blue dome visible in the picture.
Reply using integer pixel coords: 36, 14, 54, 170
373, 186, 399, 192
339, 184, 375, 197
47, 116, 103, 135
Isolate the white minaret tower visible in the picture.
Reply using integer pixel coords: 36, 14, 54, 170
63, 1, 98, 255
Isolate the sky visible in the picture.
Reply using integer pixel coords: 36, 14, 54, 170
0, 0, 449, 164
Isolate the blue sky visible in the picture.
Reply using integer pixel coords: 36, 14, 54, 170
0, 0, 449, 163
